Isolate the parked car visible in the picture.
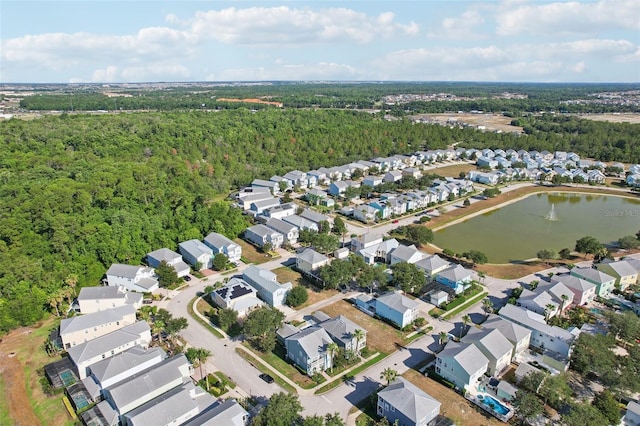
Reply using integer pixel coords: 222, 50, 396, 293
392, 219, 399, 224
183, 275, 192, 282
259, 373, 274, 384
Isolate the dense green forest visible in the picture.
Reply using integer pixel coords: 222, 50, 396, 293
15, 82, 640, 113
0, 107, 638, 333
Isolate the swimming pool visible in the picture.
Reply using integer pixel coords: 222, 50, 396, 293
478, 394, 511, 416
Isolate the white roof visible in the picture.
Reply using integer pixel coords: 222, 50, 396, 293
377, 291, 419, 314
437, 341, 489, 376
60, 304, 136, 335
378, 377, 440, 424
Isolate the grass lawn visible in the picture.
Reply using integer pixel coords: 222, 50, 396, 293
271, 266, 338, 308
0, 317, 75, 426
242, 342, 320, 389
234, 238, 271, 264
189, 297, 224, 339
318, 300, 416, 354
431, 163, 476, 178
403, 369, 504, 426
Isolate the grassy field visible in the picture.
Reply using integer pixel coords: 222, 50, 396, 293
234, 238, 272, 264
430, 163, 477, 178
0, 317, 75, 426
272, 266, 338, 308
318, 300, 418, 354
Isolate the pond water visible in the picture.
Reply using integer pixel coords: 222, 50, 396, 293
434, 192, 640, 263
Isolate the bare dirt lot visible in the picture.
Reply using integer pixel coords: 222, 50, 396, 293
0, 319, 73, 426
577, 113, 640, 124
412, 113, 524, 134
271, 266, 337, 308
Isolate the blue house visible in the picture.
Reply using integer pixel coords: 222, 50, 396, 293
435, 265, 474, 294
377, 377, 441, 426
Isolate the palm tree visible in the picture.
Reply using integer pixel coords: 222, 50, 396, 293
353, 329, 365, 356
327, 342, 339, 373
529, 280, 539, 291
482, 298, 494, 318
544, 303, 556, 321
461, 314, 471, 338
560, 294, 570, 314
380, 367, 397, 386
152, 320, 166, 342
439, 331, 448, 346
477, 271, 486, 284
186, 347, 212, 390
49, 296, 60, 317
65, 274, 79, 297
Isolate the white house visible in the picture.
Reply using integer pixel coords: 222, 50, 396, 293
60, 305, 137, 350
351, 233, 384, 253
146, 248, 190, 278
389, 244, 427, 265
179, 240, 214, 271
375, 292, 419, 329
211, 278, 263, 317
415, 255, 451, 277
243, 266, 292, 307
105, 264, 159, 293
204, 233, 242, 264
436, 341, 489, 391
482, 315, 531, 360
296, 248, 330, 274
77, 286, 143, 315
551, 274, 597, 306
265, 218, 299, 245
244, 224, 284, 250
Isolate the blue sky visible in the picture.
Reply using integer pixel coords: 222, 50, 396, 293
1, 0, 638, 83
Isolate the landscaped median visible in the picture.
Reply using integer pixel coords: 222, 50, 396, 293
429, 285, 488, 321
234, 348, 297, 394
187, 295, 225, 339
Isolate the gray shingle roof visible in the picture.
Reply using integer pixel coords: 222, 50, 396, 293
106, 354, 191, 412
106, 264, 147, 279
204, 232, 237, 250
286, 326, 333, 359
319, 315, 365, 346
67, 321, 151, 366
297, 248, 329, 265
146, 248, 181, 263
498, 304, 575, 342
77, 285, 142, 305
415, 254, 450, 273
60, 304, 136, 335
243, 265, 291, 295
482, 315, 531, 345
179, 239, 213, 258
438, 341, 489, 376
437, 265, 473, 282
88, 346, 166, 385
571, 267, 615, 284
123, 382, 216, 426
376, 292, 419, 314
378, 377, 440, 424
300, 208, 331, 224
181, 399, 249, 426
463, 328, 513, 360
551, 274, 596, 292
265, 217, 297, 235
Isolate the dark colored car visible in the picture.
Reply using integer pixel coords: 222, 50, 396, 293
183, 275, 192, 282
392, 219, 399, 224
259, 373, 274, 384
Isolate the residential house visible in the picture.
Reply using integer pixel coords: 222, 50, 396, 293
462, 328, 513, 376
389, 245, 427, 265
211, 278, 263, 317
181, 399, 249, 426
355, 204, 382, 223
363, 175, 383, 187
178, 240, 214, 271
482, 315, 531, 360
250, 198, 280, 215
67, 321, 152, 379
60, 305, 137, 350
122, 381, 217, 426
597, 260, 639, 290
284, 326, 333, 375
435, 341, 489, 391
498, 304, 577, 362
203, 233, 242, 264
282, 214, 319, 232
306, 188, 328, 206
296, 248, 330, 275
77, 286, 143, 315
318, 314, 367, 353
516, 281, 574, 318
477, 156, 498, 169
300, 209, 333, 228
375, 292, 419, 329
429, 291, 449, 307
328, 181, 349, 197
244, 224, 284, 250
468, 170, 499, 185
251, 179, 280, 195
551, 274, 597, 306
415, 255, 451, 277
308, 170, 330, 186
101, 354, 192, 418
243, 265, 292, 307
587, 169, 606, 184
384, 170, 403, 183
146, 248, 191, 278
402, 167, 422, 179
237, 192, 274, 210
359, 239, 400, 265
570, 267, 616, 297
263, 202, 297, 220
627, 174, 640, 187
367, 200, 392, 220
377, 377, 441, 426
351, 233, 384, 253
283, 170, 309, 189
622, 400, 640, 426
84, 346, 166, 392
265, 217, 299, 245
435, 265, 473, 294
105, 264, 159, 293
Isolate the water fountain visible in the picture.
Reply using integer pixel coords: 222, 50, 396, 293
545, 203, 559, 221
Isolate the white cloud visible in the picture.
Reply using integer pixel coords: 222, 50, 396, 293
207, 61, 361, 81
428, 9, 486, 39
496, 0, 640, 36
189, 6, 419, 46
